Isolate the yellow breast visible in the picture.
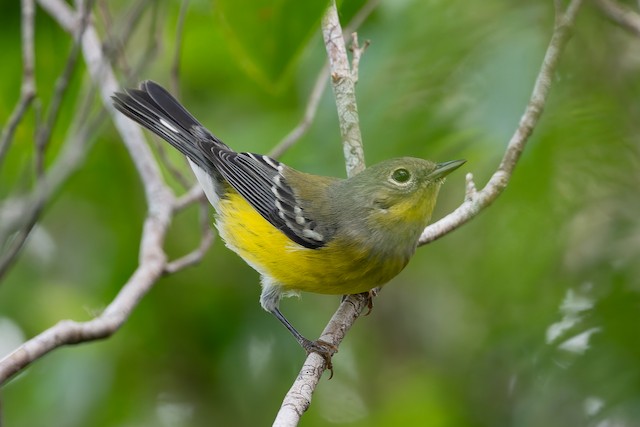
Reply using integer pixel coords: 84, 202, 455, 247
215, 192, 408, 295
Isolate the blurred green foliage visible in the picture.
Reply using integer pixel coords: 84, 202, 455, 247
1, 0, 640, 426
216, 0, 329, 88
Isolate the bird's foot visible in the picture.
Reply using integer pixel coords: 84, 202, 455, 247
301, 338, 338, 379
363, 289, 378, 316
340, 289, 378, 316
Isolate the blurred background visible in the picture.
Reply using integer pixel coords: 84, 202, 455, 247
1, 0, 640, 425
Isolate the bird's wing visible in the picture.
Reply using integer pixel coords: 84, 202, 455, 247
201, 143, 327, 249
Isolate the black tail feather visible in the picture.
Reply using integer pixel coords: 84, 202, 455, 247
111, 80, 227, 173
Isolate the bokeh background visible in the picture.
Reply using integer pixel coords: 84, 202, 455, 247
1, 0, 640, 426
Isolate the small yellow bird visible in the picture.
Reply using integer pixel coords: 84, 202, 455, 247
113, 81, 464, 368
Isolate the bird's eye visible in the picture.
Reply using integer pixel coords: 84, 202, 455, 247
391, 168, 411, 184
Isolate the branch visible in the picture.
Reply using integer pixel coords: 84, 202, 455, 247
173, 183, 206, 211
0, 2, 93, 281
0, 0, 174, 384
273, 294, 370, 427
593, 0, 640, 37
274, 0, 370, 424
268, 0, 378, 160
98, 0, 153, 77
34, 0, 91, 176
321, 0, 366, 177
349, 33, 370, 85
1, 0, 219, 382
164, 200, 216, 274
170, 0, 189, 97
0, 0, 36, 168
268, 65, 330, 159
275, 0, 585, 424
0, 108, 101, 281
418, 0, 585, 246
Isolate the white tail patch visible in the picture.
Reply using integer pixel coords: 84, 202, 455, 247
159, 118, 179, 133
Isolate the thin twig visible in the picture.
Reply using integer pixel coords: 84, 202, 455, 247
268, 65, 330, 159
344, 0, 380, 35
173, 183, 206, 212
0, 84, 110, 284
0, 211, 41, 280
154, 141, 193, 190
148, 0, 194, 192
34, 0, 92, 177
0, 82, 101, 240
165, 200, 216, 274
349, 33, 370, 84
170, 0, 189, 97
0, 2, 93, 280
99, 0, 151, 76
418, 0, 584, 246
0, 0, 37, 168
594, 0, 640, 36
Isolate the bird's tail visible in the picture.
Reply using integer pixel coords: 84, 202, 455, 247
112, 80, 228, 172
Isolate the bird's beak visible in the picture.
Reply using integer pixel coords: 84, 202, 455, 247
428, 159, 466, 180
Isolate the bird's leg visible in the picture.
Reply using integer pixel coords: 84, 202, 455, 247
269, 307, 338, 378
260, 283, 337, 377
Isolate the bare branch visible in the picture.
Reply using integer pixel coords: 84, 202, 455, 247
275, 0, 372, 423
165, 199, 216, 274
0, 0, 37, 167
170, 0, 189, 97
275, 0, 585, 424
349, 33, 370, 85
0, 212, 41, 280
0, 105, 102, 280
37, 0, 166, 195
594, 0, 640, 37
273, 293, 370, 426
344, 0, 380, 34
0, 0, 175, 384
98, 0, 153, 76
173, 183, 205, 211
0, 4, 93, 281
164, 230, 215, 274
154, 141, 194, 190
268, 65, 330, 159
418, 0, 585, 246
0, 237, 167, 383
268, 0, 379, 160
321, 0, 366, 177
34, 0, 92, 176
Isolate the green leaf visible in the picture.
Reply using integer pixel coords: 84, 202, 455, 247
216, 0, 329, 90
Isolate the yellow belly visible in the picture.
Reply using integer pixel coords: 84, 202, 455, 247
215, 192, 407, 295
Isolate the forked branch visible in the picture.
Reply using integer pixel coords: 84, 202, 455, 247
274, 0, 585, 425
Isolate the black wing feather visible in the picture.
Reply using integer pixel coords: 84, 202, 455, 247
203, 147, 325, 249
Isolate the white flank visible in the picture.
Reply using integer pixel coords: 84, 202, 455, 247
188, 159, 220, 209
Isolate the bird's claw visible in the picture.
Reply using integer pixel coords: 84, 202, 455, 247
363, 289, 377, 316
301, 339, 338, 379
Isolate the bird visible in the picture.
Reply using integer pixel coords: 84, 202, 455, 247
112, 80, 464, 371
